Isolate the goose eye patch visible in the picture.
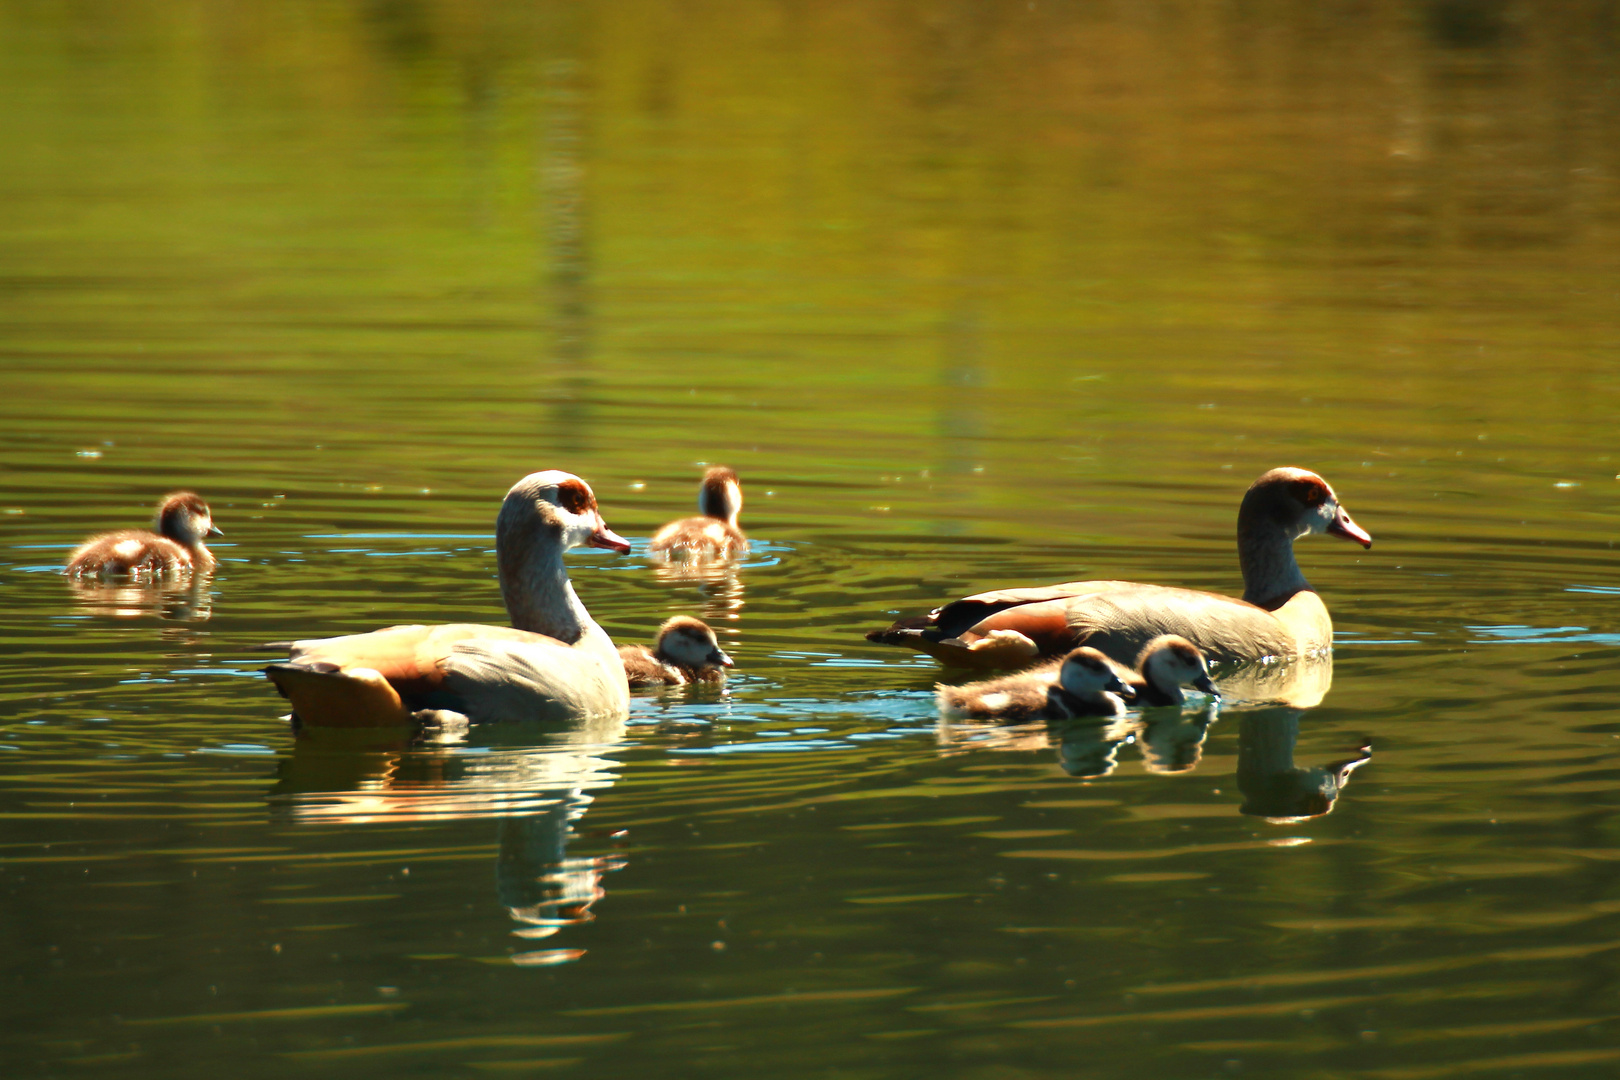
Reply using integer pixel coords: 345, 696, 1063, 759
556, 480, 595, 514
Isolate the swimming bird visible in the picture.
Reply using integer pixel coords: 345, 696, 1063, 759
648, 466, 749, 559
66, 491, 223, 577
619, 616, 734, 687
1121, 635, 1219, 707
935, 646, 1133, 722
868, 467, 1371, 668
265, 471, 632, 728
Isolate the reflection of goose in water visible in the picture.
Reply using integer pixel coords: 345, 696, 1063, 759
1209, 651, 1333, 709
65, 574, 214, 621
1236, 708, 1370, 821
935, 718, 1055, 759
498, 806, 626, 950
269, 713, 626, 964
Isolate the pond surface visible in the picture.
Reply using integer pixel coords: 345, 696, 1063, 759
5, 2, 1620, 1077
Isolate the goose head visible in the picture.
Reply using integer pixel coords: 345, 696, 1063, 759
697, 466, 743, 525
1057, 647, 1131, 699
1237, 468, 1371, 607
1241, 467, 1371, 548
156, 491, 223, 547
499, 471, 631, 556
1138, 634, 1218, 706
656, 615, 733, 670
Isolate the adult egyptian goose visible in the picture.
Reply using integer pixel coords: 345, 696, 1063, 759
869, 467, 1371, 668
936, 646, 1133, 722
65, 491, 223, 577
619, 616, 734, 687
265, 471, 632, 727
648, 466, 749, 559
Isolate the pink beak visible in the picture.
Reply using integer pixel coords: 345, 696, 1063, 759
588, 516, 632, 554
1327, 506, 1372, 549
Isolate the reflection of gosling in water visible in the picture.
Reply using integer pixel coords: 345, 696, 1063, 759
66, 491, 223, 577
649, 467, 749, 560
619, 616, 734, 687
1051, 716, 1137, 779
1121, 635, 1219, 707
1139, 705, 1217, 774
936, 647, 1132, 721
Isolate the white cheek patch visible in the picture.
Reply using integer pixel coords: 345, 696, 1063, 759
561, 508, 599, 546
1309, 500, 1338, 534
1061, 663, 1104, 694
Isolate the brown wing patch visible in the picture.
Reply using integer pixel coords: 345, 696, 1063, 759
266, 664, 409, 728
959, 603, 1079, 655
933, 581, 1136, 637
285, 624, 561, 706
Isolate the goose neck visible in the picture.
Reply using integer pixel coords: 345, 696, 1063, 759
500, 534, 593, 642
1237, 516, 1311, 609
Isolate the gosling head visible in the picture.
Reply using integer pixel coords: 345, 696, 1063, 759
1057, 647, 1130, 699
1137, 635, 1218, 706
656, 615, 733, 670
697, 467, 743, 526
156, 491, 222, 547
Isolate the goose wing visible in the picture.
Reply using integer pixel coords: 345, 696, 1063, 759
269, 623, 566, 726
955, 585, 1296, 666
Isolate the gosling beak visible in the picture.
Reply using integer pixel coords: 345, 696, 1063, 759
588, 517, 632, 554
208, 524, 225, 537
709, 648, 734, 668
1327, 505, 1372, 549
1193, 674, 1219, 700
1107, 674, 1134, 700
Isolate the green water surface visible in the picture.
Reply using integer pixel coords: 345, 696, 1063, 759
5, 2, 1620, 1077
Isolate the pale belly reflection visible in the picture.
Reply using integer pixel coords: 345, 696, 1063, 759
268, 714, 627, 966
64, 572, 215, 622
